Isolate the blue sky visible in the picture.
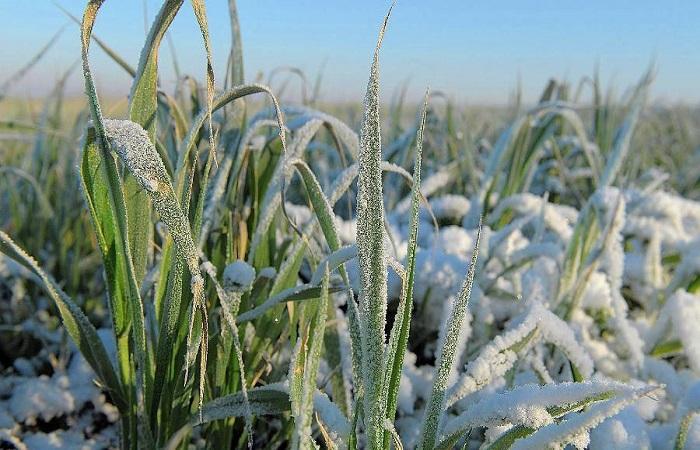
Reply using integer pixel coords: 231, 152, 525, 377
1, 1, 698, 105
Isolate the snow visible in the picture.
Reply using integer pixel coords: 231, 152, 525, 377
487, 193, 577, 242
12, 358, 35, 377
8, 376, 75, 425
447, 301, 594, 407
685, 381, 700, 411
223, 260, 256, 293
580, 271, 613, 310
509, 385, 658, 450
397, 373, 415, 415
589, 407, 651, 450
432, 226, 474, 259
22, 430, 103, 450
420, 195, 470, 223
0, 430, 26, 450
0, 406, 14, 429
444, 381, 645, 442
533, 302, 594, 377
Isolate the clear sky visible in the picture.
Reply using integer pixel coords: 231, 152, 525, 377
1, 1, 698, 105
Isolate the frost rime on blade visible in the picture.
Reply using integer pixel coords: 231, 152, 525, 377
102, 118, 209, 417
356, 7, 392, 448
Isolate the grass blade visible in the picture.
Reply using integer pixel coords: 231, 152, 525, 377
80, 3, 153, 444
228, 0, 244, 87
292, 265, 331, 448
128, 0, 187, 285
0, 26, 64, 101
189, 0, 216, 168
194, 384, 292, 425
55, 3, 136, 77
0, 231, 126, 411
356, 6, 393, 447
383, 89, 429, 448
419, 221, 482, 449
101, 119, 208, 420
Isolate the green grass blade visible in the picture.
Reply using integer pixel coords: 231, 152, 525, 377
237, 245, 355, 323
101, 119, 208, 421
0, 231, 126, 412
293, 265, 331, 448
203, 262, 253, 447
151, 253, 185, 423
356, 6, 393, 447
175, 84, 287, 197
289, 157, 353, 413
130, 0, 183, 138
290, 158, 343, 255
189, 0, 216, 168
80, 127, 153, 433
439, 384, 621, 448
383, 89, 428, 448
80, 3, 153, 445
675, 411, 697, 450
194, 384, 292, 425
290, 332, 305, 448
505, 385, 658, 450
128, 0, 187, 284
228, 0, 245, 87
599, 69, 652, 187
55, 3, 136, 77
247, 118, 321, 263
420, 221, 482, 450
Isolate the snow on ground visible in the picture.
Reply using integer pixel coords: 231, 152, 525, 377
333, 185, 700, 448
0, 324, 119, 450
3, 182, 700, 448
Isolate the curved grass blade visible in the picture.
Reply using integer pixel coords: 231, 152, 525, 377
101, 119, 208, 419
0, 26, 64, 101
282, 104, 360, 159
438, 383, 625, 449
54, 2, 136, 77
80, 127, 152, 434
189, 0, 216, 168
274, 155, 355, 414
194, 384, 292, 425
236, 246, 356, 323
174, 84, 288, 197
127, 0, 187, 285
247, 118, 323, 263
507, 385, 658, 450
130, 0, 183, 138
0, 231, 126, 411
0, 166, 54, 218
599, 69, 653, 187
200, 118, 278, 247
